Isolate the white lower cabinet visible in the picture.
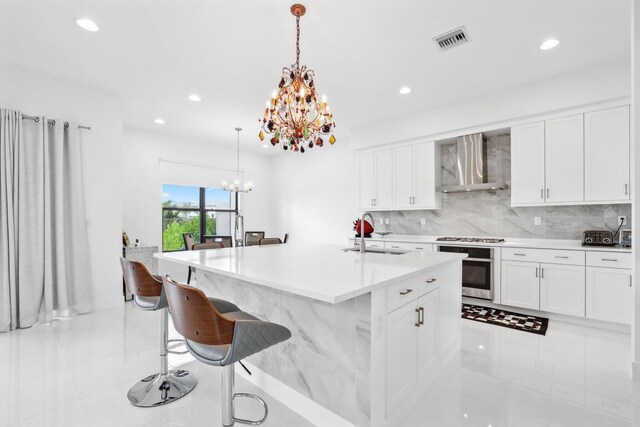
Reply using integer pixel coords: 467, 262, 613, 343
586, 267, 633, 325
385, 241, 434, 252
386, 288, 439, 414
385, 301, 419, 412
539, 263, 585, 317
501, 261, 540, 310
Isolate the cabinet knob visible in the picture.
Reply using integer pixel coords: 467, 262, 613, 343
400, 289, 413, 295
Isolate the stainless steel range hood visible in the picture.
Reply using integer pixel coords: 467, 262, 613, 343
436, 132, 508, 193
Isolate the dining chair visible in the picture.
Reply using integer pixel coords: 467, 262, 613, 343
258, 237, 282, 246
244, 231, 265, 247
204, 235, 233, 248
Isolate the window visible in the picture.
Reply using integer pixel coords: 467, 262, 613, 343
162, 184, 237, 251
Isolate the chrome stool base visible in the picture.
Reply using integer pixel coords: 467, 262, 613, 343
127, 369, 197, 407
232, 393, 269, 426
222, 364, 268, 426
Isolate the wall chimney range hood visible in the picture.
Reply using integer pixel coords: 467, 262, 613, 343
436, 132, 508, 193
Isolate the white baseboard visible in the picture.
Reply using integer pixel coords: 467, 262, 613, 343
237, 361, 355, 427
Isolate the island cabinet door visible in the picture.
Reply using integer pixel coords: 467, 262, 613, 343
539, 263, 585, 317
501, 261, 540, 310
386, 301, 419, 414
586, 267, 633, 324
417, 289, 439, 378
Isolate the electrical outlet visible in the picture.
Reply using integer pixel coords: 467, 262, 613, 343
618, 216, 627, 226
534, 217, 542, 226
378, 218, 384, 225
421, 218, 426, 226
385, 218, 390, 225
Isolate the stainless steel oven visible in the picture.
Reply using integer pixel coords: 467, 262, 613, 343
438, 246, 493, 300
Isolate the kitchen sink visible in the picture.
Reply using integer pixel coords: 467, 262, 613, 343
341, 247, 408, 255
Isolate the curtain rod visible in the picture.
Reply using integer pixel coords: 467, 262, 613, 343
21, 114, 91, 131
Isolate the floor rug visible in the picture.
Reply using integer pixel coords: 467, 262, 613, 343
461, 303, 549, 335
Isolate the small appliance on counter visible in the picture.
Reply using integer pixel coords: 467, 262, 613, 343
620, 229, 632, 248
353, 218, 374, 238
582, 230, 615, 247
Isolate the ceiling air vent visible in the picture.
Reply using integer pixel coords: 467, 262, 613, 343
434, 27, 469, 51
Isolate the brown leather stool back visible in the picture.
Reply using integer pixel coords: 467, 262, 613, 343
162, 275, 235, 346
120, 257, 162, 297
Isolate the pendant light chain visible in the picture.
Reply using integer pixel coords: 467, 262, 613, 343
295, 16, 301, 69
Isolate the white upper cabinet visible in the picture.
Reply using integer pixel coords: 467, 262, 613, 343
358, 153, 375, 210
393, 146, 414, 209
544, 114, 584, 204
412, 142, 441, 209
584, 106, 630, 202
374, 150, 394, 209
357, 150, 393, 210
360, 141, 440, 211
511, 105, 630, 206
511, 122, 546, 205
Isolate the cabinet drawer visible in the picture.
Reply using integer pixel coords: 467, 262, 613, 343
586, 251, 632, 269
502, 248, 584, 265
386, 268, 443, 313
385, 242, 433, 251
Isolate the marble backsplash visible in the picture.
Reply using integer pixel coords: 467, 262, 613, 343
377, 134, 631, 240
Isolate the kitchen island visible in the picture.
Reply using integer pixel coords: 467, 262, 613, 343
156, 244, 466, 427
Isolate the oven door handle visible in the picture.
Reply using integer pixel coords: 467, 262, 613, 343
464, 258, 493, 263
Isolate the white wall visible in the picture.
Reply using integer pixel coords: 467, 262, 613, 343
270, 137, 357, 245
122, 127, 274, 276
631, 0, 639, 379
0, 62, 124, 309
271, 60, 631, 246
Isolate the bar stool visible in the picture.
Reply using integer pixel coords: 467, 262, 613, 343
244, 231, 265, 247
162, 275, 291, 426
120, 258, 198, 406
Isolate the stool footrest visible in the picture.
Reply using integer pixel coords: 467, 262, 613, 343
233, 393, 269, 425
167, 338, 189, 355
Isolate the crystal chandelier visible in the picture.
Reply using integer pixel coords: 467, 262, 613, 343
222, 127, 253, 193
259, 4, 336, 153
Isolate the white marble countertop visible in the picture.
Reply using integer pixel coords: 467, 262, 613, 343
350, 234, 632, 253
155, 243, 466, 304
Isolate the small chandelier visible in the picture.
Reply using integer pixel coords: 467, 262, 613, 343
222, 127, 253, 193
258, 3, 336, 153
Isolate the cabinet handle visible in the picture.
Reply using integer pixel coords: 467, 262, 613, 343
391, 245, 400, 248
514, 253, 526, 256
415, 247, 424, 250
601, 258, 618, 262
630, 275, 633, 287
555, 256, 569, 259
546, 189, 550, 198
541, 268, 544, 279
625, 184, 629, 195
541, 189, 544, 199
419, 307, 425, 325
535, 267, 538, 278
400, 289, 413, 295
426, 278, 437, 283
415, 308, 421, 327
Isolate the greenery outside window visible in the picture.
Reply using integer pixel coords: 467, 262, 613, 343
162, 184, 237, 251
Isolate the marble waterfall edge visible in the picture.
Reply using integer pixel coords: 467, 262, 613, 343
196, 270, 372, 426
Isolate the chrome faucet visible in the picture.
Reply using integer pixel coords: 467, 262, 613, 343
359, 211, 374, 253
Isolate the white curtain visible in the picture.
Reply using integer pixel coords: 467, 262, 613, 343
0, 109, 92, 332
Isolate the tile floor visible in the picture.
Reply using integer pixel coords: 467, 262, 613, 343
1, 302, 639, 426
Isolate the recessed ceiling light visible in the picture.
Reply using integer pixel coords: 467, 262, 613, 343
399, 86, 412, 94
188, 94, 201, 102
540, 39, 559, 50
154, 118, 165, 125
76, 18, 99, 32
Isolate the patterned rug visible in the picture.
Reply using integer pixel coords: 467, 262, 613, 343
461, 304, 549, 335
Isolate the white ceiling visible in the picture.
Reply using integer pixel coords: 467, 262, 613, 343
0, 0, 631, 153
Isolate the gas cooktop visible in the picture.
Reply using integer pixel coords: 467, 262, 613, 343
436, 237, 506, 244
